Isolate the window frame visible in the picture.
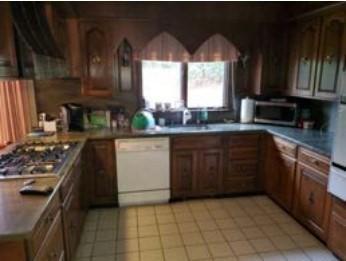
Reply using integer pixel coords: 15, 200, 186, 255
138, 61, 233, 111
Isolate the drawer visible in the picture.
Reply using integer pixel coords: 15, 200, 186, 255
173, 135, 222, 150
228, 134, 260, 147
34, 210, 65, 261
31, 192, 61, 256
229, 147, 258, 160
226, 160, 258, 178
223, 177, 258, 193
298, 148, 330, 174
272, 136, 297, 157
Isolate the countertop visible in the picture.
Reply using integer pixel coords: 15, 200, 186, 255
56, 123, 333, 157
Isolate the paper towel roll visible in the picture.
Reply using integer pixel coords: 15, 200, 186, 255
240, 97, 255, 123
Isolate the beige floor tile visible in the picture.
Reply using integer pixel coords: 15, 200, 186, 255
234, 216, 255, 228
260, 224, 285, 237
260, 251, 286, 261
197, 220, 218, 231
164, 247, 189, 261
117, 226, 138, 239
186, 244, 211, 260
156, 213, 175, 224
202, 230, 225, 243
252, 215, 274, 226
290, 233, 321, 248
192, 210, 213, 221
80, 230, 96, 243
171, 202, 190, 214
91, 255, 116, 261
242, 205, 265, 216
137, 206, 155, 217
84, 221, 98, 232
270, 212, 295, 224
98, 220, 118, 230
118, 217, 137, 228
204, 199, 224, 210
303, 246, 338, 261
229, 240, 256, 256
138, 215, 156, 226
138, 225, 159, 237
116, 252, 139, 261
116, 239, 139, 253
161, 234, 183, 248
139, 236, 161, 251
227, 207, 248, 218
175, 212, 194, 222
119, 208, 137, 220
154, 204, 172, 215
222, 228, 247, 242
140, 250, 164, 261
188, 201, 207, 211
158, 223, 179, 235
270, 235, 297, 250
215, 218, 237, 229
241, 227, 265, 240
279, 222, 307, 235
95, 229, 117, 242
76, 243, 93, 258
181, 232, 205, 245
250, 238, 276, 253
92, 241, 116, 256
214, 257, 238, 261
282, 249, 311, 261
208, 242, 234, 258
237, 254, 262, 261
178, 221, 200, 233
210, 209, 229, 219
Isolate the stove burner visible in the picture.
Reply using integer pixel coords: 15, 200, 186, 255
0, 141, 77, 178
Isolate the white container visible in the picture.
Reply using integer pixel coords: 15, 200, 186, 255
43, 120, 57, 132
240, 97, 255, 123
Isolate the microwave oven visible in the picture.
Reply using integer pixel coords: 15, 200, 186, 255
254, 101, 298, 126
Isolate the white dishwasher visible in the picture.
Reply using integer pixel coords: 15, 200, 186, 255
115, 137, 170, 206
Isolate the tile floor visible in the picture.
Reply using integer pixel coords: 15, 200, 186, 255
74, 196, 339, 261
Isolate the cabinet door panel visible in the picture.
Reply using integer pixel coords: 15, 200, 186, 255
315, 12, 346, 99
198, 149, 223, 195
295, 19, 320, 96
277, 154, 296, 211
172, 150, 197, 198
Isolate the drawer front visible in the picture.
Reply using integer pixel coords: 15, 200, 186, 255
173, 136, 222, 150
223, 177, 258, 193
32, 193, 61, 255
34, 210, 65, 261
228, 134, 260, 147
229, 148, 258, 160
298, 148, 330, 174
273, 136, 297, 157
226, 160, 258, 178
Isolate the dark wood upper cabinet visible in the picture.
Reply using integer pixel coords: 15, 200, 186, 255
315, 11, 346, 99
0, 2, 18, 77
295, 18, 321, 97
80, 21, 113, 97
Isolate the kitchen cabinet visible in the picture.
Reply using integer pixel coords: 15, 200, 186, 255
294, 148, 331, 242
171, 136, 223, 199
315, 11, 346, 99
328, 197, 346, 260
0, 2, 18, 77
265, 136, 297, 212
223, 134, 261, 194
80, 21, 113, 97
88, 140, 117, 206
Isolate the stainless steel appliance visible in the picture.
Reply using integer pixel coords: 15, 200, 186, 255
0, 141, 77, 179
254, 101, 298, 126
60, 103, 84, 131
328, 94, 346, 201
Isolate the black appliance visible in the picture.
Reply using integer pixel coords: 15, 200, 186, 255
60, 103, 84, 131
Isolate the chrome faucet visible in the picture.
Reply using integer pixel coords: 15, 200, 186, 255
182, 108, 192, 125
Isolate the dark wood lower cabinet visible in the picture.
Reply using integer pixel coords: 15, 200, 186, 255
87, 140, 117, 206
328, 197, 346, 260
294, 163, 331, 242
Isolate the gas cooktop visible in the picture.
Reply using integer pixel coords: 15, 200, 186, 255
0, 141, 78, 179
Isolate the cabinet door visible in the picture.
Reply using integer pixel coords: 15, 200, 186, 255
295, 19, 321, 96
80, 21, 113, 97
198, 149, 223, 195
0, 2, 18, 77
89, 140, 117, 206
315, 12, 346, 99
171, 150, 198, 198
328, 198, 346, 260
294, 164, 331, 241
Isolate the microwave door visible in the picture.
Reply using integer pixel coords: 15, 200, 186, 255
332, 104, 346, 167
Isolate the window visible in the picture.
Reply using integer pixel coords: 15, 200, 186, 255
187, 62, 228, 108
141, 61, 183, 109
141, 61, 230, 110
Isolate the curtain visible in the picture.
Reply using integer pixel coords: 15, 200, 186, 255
138, 32, 191, 62
192, 34, 240, 62
0, 80, 36, 146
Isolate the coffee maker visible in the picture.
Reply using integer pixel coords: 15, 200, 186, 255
60, 103, 84, 131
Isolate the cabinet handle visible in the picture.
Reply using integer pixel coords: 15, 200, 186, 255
308, 192, 314, 205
